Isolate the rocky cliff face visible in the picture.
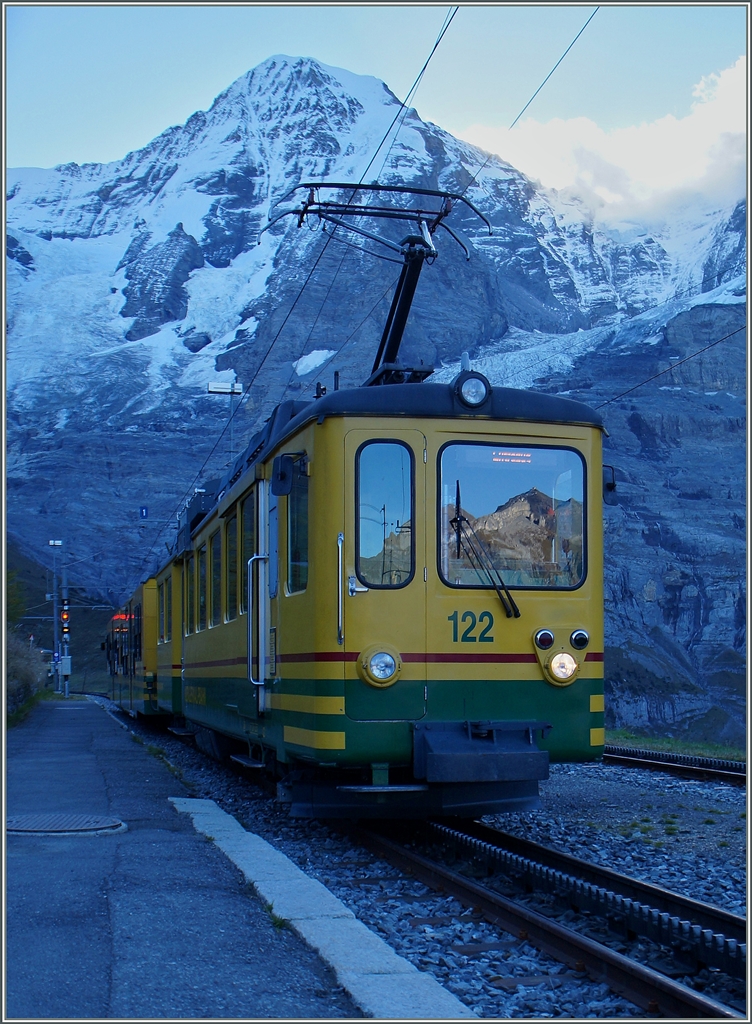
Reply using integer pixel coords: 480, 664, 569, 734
6, 56, 746, 741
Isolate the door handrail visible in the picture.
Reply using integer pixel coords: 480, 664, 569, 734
337, 533, 344, 646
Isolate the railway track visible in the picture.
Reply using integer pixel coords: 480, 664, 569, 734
603, 746, 746, 786
354, 823, 746, 1019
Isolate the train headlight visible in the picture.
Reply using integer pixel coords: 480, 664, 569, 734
454, 371, 491, 408
370, 652, 396, 680
549, 652, 578, 682
357, 644, 402, 688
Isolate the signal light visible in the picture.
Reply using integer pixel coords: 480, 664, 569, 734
61, 601, 70, 641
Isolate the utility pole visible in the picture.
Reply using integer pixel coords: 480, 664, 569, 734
48, 540, 62, 691
61, 556, 71, 698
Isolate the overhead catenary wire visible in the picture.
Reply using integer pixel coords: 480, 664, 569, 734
123, 6, 461, 594
457, 313, 745, 409
460, 5, 600, 198
295, 274, 404, 400
595, 325, 746, 409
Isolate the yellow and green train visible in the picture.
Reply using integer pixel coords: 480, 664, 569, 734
106, 182, 606, 817
107, 372, 605, 817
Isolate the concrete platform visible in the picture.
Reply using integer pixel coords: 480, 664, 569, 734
172, 797, 476, 1019
5, 698, 474, 1019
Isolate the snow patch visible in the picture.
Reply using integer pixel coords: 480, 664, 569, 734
292, 349, 337, 376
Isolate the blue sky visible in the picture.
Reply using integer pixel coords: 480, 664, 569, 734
4, 4, 747, 212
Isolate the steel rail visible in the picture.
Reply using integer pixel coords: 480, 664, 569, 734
428, 821, 745, 978
355, 828, 743, 1019
450, 820, 746, 942
602, 746, 746, 786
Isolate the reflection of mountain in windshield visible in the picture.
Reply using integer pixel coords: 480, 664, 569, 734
442, 488, 583, 587
359, 520, 412, 586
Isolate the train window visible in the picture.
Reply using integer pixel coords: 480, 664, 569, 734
186, 555, 195, 635
197, 544, 207, 631
226, 513, 238, 620
287, 460, 308, 594
356, 441, 414, 588
165, 576, 172, 641
158, 583, 165, 643
439, 443, 585, 589
241, 492, 255, 613
210, 531, 221, 626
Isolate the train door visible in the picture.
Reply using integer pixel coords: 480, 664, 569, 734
343, 429, 427, 721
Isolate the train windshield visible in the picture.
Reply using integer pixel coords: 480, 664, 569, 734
439, 443, 585, 589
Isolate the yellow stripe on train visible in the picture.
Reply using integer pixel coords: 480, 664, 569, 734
283, 726, 346, 750
268, 694, 345, 715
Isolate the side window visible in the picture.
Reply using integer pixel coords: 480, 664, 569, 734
165, 577, 172, 641
226, 513, 238, 620
241, 491, 255, 613
158, 583, 165, 643
186, 555, 195, 635
197, 544, 207, 631
287, 460, 309, 594
210, 531, 221, 626
356, 441, 414, 588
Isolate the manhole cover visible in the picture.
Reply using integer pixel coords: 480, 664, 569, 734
7, 813, 126, 835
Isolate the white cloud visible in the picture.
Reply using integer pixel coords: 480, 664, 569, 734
459, 56, 746, 219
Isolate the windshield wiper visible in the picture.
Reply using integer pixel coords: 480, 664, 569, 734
450, 480, 520, 619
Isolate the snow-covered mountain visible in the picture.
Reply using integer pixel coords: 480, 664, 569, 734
6, 56, 746, 741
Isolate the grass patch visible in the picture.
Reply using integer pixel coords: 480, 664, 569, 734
6, 691, 44, 728
606, 729, 745, 762
129, 732, 194, 791
7, 687, 88, 728
264, 902, 289, 930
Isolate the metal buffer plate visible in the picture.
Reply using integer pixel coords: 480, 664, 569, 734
7, 813, 127, 836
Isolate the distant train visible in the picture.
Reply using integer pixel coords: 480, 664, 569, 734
105, 184, 606, 818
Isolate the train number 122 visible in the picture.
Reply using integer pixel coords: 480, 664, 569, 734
448, 610, 494, 643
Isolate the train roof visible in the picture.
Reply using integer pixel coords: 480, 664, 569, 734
253, 380, 603, 467
181, 381, 605, 534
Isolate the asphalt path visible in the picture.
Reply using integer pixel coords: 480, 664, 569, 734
5, 699, 360, 1019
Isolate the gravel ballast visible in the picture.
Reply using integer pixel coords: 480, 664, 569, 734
94, 698, 746, 1018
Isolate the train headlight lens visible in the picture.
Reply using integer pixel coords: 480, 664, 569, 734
550, 652, 578, 681
369, 652, 396, 680
460, 376, 488, 406
534, 629, 555, 650
570, 629, 590, 650
358, 644, 402, 687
